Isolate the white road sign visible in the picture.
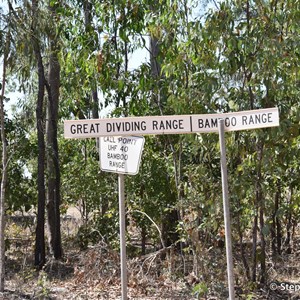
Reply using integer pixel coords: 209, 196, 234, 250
64, 107, 280, 300
64, 107, 279, 138
100, 136, 145, 175
191, 107, 279, 133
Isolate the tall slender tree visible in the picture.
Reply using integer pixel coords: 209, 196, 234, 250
0, 10, 11, 291
46, 0, 62, 259
31, 0, 47, 267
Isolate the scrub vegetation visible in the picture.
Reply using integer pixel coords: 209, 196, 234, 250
0, 0, 299, 298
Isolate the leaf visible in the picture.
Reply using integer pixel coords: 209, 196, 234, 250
261, 224, 270, 236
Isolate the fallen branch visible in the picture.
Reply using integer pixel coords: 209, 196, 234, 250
130, 209, 166, 249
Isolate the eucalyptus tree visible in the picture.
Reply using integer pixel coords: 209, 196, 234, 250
4, 0, 64, 265
1, 0, 295, 291
194, 0, 300, 284
128, 0, 300, 285
0, 2, 41, 287
55, 0, 300, 291
29, 0, 48, 267
30, 0, 63, 263
0, 6, 10, 292
58, 0, 147, 223
46, 0, 62, 260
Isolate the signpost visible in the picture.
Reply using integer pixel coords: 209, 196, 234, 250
99, 135, 145, 300
218, 119, 235, 300
118, 173, 127, 300
64, 107, 280, 300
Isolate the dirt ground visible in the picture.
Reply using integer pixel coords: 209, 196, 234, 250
2, 210, 300, 300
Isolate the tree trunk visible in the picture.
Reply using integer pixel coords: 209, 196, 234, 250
285, 187, 292, 254
161, 205, 180, 248
259, 197, 266, 284
251, 141, 265, 283
251, 211, 258, 282
141, 225, 146, 256
84, 1, 100, 156
275, 185, 282, 255
148, 4, 180, 253
236, 206, 250, 281
32, 0, 46, 268
256, 142, 266, 284
149, 31, 164, 114
34, 46, 47, 268
271, 184, 281, 256
271, 206, 276, 256
83, 0, 99, 120
46, 34, 62, 259
150, 35, 161, 79
0, 25, 10, 292
92, 90, 99, 119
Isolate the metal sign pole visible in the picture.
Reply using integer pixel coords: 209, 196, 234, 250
118, 174, 127, 300
218, 119, 235, 300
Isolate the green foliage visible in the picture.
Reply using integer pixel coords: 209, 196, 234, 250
193, 281, 209, 299
1, 0, 300, 293
1, 114, 37, 211
36, 270, 51, 298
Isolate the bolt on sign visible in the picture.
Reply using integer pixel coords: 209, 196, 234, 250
100, 136, 145, 175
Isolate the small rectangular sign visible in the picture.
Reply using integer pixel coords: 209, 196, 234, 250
100, 136, 145, 175
64, 107, 279, 138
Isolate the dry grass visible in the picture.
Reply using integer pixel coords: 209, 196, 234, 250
2, 214, 300, 299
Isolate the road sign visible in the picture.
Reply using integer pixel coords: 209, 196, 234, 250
64, 107, 279, 138
100, 136, 145, 175
64, 107, 280, 300
191, 107, 279, 133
